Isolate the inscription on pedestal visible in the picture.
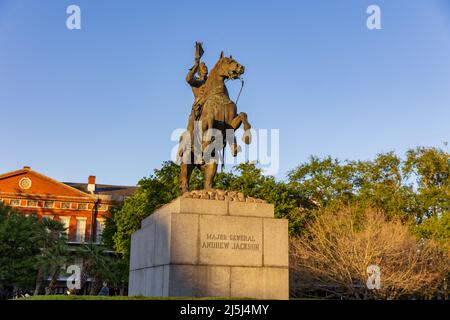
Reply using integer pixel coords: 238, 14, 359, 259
202, 233, 260, 250
199, 215, 263, 266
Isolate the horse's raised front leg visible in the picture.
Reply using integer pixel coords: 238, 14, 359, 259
230, 112, 252, 145
224, 128, 241, 157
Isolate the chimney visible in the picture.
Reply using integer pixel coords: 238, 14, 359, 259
87, 176, 96, 193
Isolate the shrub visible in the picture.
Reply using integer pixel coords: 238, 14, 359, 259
290, 206, 450, 299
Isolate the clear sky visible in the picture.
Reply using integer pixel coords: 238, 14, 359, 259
1, 0, 449, 186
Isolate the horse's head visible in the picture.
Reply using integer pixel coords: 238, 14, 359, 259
215, 51, 245, 80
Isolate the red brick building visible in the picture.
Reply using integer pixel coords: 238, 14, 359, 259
0, 166, 136, 244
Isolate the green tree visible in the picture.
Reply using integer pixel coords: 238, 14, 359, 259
0, 204, 53, 291
0, 206, 42, 291
288, 153, 419, 221
106, 147, 450, 265
354, 152, 414, 220
111, 161, 181, 258
0, 203, 71, 295
34, 218, 70, 295
402, 147, 449, 252
104, 256, 129, 296
75, 244, 112, 295
403, 146, 450, 221
415, 211, 450, 252
102, 204, 120, 250
217, 163, 305, 234
288, 156, 358, 208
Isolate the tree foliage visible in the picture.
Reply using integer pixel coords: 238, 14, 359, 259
104, 146, 449, 298
108, 161, 181, 257
34, 218, 69, 295
0, 203, 68, 292
403, 146, 450, 221
1, 145, 447, 299
106, 147, 449, 256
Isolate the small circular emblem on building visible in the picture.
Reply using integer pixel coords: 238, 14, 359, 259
19, 177, 32, 190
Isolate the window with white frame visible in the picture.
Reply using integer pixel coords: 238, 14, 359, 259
96, 218, 105, 243
27, 200, 38, 207
77, 203, 88, 210
75, 218, 87, 243
61, 202, 71, 209
10, 199, 20, 206
59, 216, 71, 236
44, 201, 54, 209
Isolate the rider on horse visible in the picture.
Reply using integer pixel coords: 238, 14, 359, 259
186, 42, 209, 138
178, 42, 209, 163
179, 44, 251, 192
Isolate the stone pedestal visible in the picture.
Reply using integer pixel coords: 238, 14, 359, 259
128, 196, 289, 299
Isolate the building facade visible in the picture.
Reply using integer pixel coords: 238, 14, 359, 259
0, 166, 136, 295
0, 166, 136, 244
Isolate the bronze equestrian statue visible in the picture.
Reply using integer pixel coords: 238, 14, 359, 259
179, 43, 252, 193
185, 42, 209, 145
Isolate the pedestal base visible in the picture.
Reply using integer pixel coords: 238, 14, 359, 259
128, 196, 289, 299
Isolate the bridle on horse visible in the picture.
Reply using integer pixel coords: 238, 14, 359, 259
220, 77, 245, 172
235, 77, 245, 105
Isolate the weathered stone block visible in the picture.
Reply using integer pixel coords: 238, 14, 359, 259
129, 229, 142, 271
129, 196, 289, 299
131, 221, 157, 270
155, 197, 228, 216
194, 266, 231, 297
262, 267, 289, 300
170, 213, 199, 264
166, 265, 232, 297
154, 211, 171, 266
263, 218, 289, 267
229, 201, 274, 218
230, 267, 289, 300
151, 266, 164, 296
168, 264, 195, 297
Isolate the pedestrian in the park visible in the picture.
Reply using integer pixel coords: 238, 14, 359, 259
98, 282, 109, 296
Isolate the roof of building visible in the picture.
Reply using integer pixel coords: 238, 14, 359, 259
64, 182, 137, 199
0, 167, 136, 202
0, 167, 94, 199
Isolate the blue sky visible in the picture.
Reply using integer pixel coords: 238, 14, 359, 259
0, 0, 449, 185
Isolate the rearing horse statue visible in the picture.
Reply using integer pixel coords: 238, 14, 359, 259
179, 51, 252, 193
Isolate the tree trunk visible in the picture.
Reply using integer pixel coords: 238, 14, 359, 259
77, 261, 91, 295
34, 268, 45, 296
119, 282, 126, 296
47, 268, 60, 295
89, 275, 101, 295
